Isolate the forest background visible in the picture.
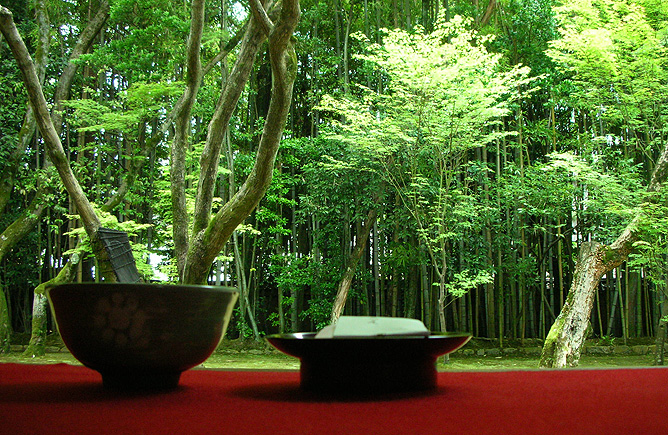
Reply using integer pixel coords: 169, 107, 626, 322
1, 0, 668, 365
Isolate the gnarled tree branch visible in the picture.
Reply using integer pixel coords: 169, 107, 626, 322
250, 0, 274, 35
183, 0, 301, 284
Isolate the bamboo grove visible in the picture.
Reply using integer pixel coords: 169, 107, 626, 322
1, 0, 668, 351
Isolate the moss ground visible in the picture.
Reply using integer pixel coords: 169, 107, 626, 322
0, 342, 658, 371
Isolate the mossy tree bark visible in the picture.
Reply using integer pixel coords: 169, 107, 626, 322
0, 283, 9, 353
2, 191, 50, 355
539, 239, 633, 367
540, 141, 668, 368
22, 257, 79, 357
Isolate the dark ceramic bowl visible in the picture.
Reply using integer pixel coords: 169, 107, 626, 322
47, 283, 238, 390
267, 332, 471, 395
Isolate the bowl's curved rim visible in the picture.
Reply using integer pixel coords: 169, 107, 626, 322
266, 331, 472, 360
266, 331, 472, 340
48, 282, 239, 295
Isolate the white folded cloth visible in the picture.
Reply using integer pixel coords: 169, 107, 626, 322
315, 316, 430, 338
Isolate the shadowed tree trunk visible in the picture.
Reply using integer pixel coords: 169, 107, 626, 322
653, 292, 668, 365
479, 0, 496, 28
540, 141, 668, 368
0, 283, 9, 353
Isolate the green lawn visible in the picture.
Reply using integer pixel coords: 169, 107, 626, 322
0, 349, 658, 371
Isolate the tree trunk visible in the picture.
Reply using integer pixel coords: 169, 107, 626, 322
0, 118, 50, 354
0, 282, 9, 353
654, 291, 668, 365
22, 293, 48, 357
331, 206, 379, 322
0, 0, 48, 211
370, 220, 378, 316
420, 244, 430, 329
232, 231, 260, 340
437, 264, 447, 332
540, 141, 668, 367
341, 3, 353, 95
539, 241, 609, 367
0, 1, 48, 352
170, 0, 207, 280
22, 252, 80, 356
479, 0, 496, 28
165, 0, 247, 278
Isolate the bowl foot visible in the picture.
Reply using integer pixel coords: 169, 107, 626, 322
101, 370, 182, 391
300, 357, 437, 395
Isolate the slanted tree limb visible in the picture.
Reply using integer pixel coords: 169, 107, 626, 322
0, 5, 115, 281
162, 20, 247, 138
0, 1, 109, 354
331, 205, 380, 323
202, 21, 248, 77
190, 7, 275, 238
0, 0, 49, 214
51, 0, 110, 130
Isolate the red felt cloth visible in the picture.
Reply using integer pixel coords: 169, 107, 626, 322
1, 362, 666, 435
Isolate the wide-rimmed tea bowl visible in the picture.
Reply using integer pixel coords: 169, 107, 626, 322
47, 283, 238, 390
267, 331, 471, 395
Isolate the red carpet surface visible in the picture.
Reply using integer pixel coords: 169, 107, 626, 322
1, 362, 666, 434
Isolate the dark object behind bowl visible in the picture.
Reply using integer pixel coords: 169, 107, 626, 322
97, 228, 142, 283
48, 283, 238, 390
